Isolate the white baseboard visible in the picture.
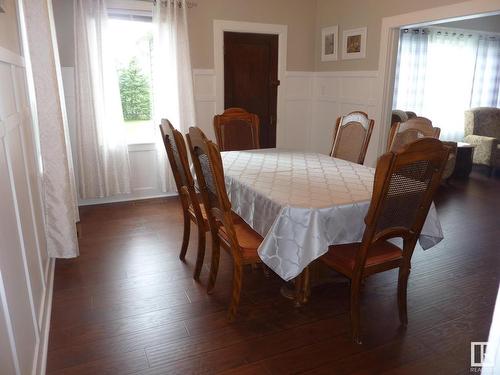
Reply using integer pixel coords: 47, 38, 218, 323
34, 259, 54, 375
78, 192, 176, 207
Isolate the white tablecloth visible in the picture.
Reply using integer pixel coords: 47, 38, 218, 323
222, 149, 443, 281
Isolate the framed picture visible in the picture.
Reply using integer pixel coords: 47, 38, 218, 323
321, 25, 338, 61
342, 27, 367, 60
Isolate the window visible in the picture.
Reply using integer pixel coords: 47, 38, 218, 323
393, 27, 500, 141
108, 14, 154, 144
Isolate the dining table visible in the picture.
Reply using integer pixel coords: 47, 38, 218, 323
221, 148, 444, 302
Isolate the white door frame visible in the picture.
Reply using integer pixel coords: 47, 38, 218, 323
213, 20, 287, 147
376, 0, 500, 156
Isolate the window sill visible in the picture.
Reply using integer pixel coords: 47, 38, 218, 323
127, 142, 157, 152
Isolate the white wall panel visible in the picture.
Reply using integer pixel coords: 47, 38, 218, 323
311, 100, 338, 155
18, 113, 49, 284
0, 62, 17, 118
310, 71, 379, 165
0, 43, 52, 375
193, 69, 217, 141
5, 126, 44, 327
0, 139, 37, 375
129, 144, 160, 193
0, 302, 17, 374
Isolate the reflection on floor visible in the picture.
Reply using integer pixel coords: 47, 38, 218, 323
47, 171, 500, 374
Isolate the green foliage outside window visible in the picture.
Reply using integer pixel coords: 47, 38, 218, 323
118, 58, 151, 121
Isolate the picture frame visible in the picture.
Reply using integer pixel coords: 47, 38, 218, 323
321, 25, 338, 62
342, 27, 367, 60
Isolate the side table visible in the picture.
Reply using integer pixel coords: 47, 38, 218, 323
452, 142, 475, 178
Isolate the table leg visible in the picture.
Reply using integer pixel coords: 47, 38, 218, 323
294, 267, 311, 306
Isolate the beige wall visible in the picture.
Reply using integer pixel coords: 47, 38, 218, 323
52, 0, 317, 71
189, 0, 316, 70
438, 14, 500, 32
315, 0, 476, 71
52, 0, 500, 71
0, 0, 21, 54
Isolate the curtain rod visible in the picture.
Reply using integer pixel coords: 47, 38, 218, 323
147, 0, 198, 8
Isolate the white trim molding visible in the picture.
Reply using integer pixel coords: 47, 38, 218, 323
376, 0, 500, 157
0, 45, 25, 67
213, 20, 288, 148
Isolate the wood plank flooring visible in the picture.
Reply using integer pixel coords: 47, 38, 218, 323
47, 171, 500, 374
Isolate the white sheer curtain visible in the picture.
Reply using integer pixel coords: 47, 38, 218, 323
471, 36, 500, 108
394, 28, 500, 141
393, 29, 429, 112
74, 0, 132, 199
394, 28, 477, 141
421, 30, 477, 141
152, 0, 196, 193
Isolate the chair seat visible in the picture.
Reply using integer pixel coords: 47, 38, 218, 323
218, 213, 262, 261
321, 240, 403, 276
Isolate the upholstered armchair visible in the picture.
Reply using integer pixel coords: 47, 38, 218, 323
464, 108, 500, 175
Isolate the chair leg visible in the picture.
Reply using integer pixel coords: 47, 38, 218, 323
350, 277, 363, 344
228, 262, 243, 322
179, 210, 190, 261
193, 227, 206, 281
398, 266, 410, 327
207, 237, 220, 294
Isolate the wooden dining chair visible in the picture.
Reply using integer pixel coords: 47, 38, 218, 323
159, 120, 208, 280
186, 126, 263, 321
387, 117, 441, 152
321, 138, 450, 344
213, 107, 260, 151
330, 111, 375, 164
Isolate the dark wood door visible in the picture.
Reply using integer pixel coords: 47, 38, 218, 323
224, 32, 279, 148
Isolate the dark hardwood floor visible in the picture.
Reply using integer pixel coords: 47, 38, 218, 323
47, 171, 500, 374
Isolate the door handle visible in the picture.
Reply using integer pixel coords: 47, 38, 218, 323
270, 80, 280, 87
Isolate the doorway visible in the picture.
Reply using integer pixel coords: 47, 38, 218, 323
376, 3, 500, 159
223, 32, 279, 148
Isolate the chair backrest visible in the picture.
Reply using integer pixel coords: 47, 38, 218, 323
159, 119, 194, 194
387, 117, 441, 152
186, 127, 241, 252
186, 127, 231, 214
330, 111, 375, 164
213, 107, 260, 151
355, 138, 449, 273
405, 111, 417, 119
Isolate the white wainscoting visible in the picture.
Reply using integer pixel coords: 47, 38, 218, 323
193, 69, 380, 165
311, 71, 380, 166
62, 68, 380, 206
193, 69, 218, 141
0, 46, 53, 375
285, 71, 380, 165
